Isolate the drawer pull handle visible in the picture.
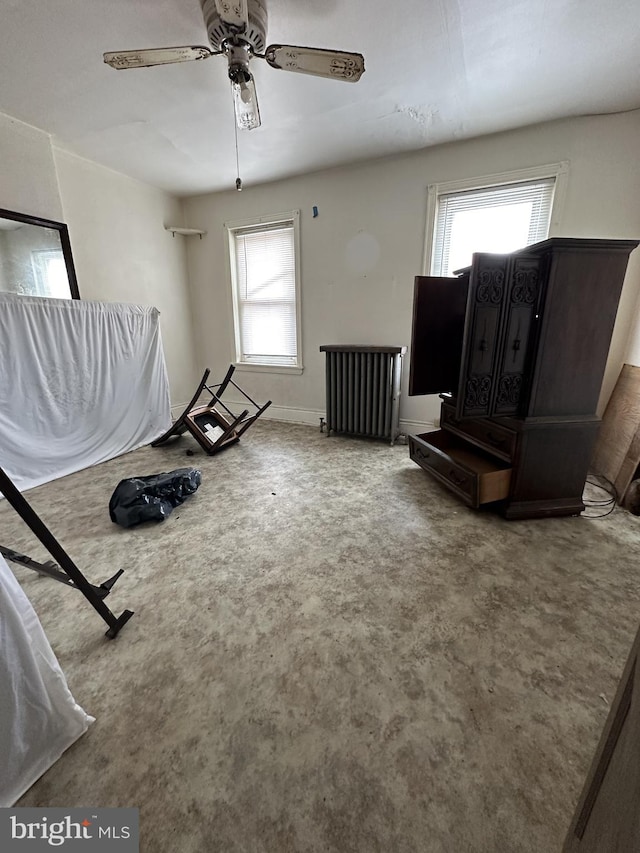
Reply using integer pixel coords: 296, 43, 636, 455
486, 432, 506, 449
416, 448, 431, 461
448, 469, 466, 487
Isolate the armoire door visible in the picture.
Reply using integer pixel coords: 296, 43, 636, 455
456, 254, 510, 419
564, 622, 640, 850
408, 274, 468, 396
456, 253, 544, 419
491, 253, 544, 416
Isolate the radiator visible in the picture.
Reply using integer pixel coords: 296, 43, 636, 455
319, 345, 407, 445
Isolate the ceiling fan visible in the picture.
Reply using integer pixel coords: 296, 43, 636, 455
104, 0, 365, 132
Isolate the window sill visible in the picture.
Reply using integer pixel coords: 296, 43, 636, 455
233, 362, 303, 376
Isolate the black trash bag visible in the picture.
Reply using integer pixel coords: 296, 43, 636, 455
109, 468, 202, 528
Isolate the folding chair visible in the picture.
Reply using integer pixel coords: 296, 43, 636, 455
151, 366, 272, 455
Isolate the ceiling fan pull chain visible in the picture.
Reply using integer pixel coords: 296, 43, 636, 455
234, 119, 242, 191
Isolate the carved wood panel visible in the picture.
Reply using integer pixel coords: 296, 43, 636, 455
492, 255, 542, 415
456, 256, 508, 419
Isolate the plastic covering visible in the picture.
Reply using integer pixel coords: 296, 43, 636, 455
0, 553, 94, 807
109, 468, 202, 528
0, 294, 171, 493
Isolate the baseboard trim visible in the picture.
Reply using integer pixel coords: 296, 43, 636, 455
261, 404, 325, 427
242, 403, 438, 434
228, 400, 437, 436
172, 398, 436, 437
400, 419, 438, 436
171, 402, 189, 418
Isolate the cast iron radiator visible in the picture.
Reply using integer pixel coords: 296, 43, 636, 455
319, 345, 407, 446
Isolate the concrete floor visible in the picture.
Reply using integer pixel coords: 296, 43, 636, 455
3, 420, 640, 852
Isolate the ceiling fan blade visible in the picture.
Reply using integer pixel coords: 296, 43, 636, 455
264, 45, 365, 82
214, 0, 249, 30
230, 71, 261, 130
103, 46, 215, 70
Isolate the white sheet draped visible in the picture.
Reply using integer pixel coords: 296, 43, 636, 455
0, 553, 94, 806
0, 293, 171, 491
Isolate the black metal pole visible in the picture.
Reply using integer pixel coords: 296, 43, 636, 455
0, 466, 133, 638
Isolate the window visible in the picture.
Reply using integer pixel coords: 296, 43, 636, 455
226, 211, 302, 372
425, 163, 568, 276
31, 249, 68, 297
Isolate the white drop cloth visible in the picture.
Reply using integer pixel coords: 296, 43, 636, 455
0, 553, 94, 806
0, 293, 171, 492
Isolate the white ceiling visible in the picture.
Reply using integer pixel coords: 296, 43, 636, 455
1, 0, 639, 197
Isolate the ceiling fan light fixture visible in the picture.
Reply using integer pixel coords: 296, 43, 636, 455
229, 64, 261, 129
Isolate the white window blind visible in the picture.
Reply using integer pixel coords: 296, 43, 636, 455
431, 178, 556, 276
232, 220, 299, 367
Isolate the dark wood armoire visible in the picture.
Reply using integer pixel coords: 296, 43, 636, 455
408, 237, 639, 519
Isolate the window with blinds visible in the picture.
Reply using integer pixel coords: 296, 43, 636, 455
228, 213, 301, 369
431, 177, 556, 276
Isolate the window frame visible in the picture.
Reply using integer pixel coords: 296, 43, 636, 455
422, 161, 569, 276
225, 210, 303, 375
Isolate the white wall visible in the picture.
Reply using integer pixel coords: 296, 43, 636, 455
4, 108, 638, 427
0, 111, 198, 408
53, 149, 198, 408
0, 114, 62, 221
184, 110, 640, 430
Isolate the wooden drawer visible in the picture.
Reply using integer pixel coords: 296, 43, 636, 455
409, 430, 511, 507
441, 403, 516, 462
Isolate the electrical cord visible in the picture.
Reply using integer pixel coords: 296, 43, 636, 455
582, 473, 618, 519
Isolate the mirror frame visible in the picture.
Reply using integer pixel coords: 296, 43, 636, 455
0, 207, 80, 300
